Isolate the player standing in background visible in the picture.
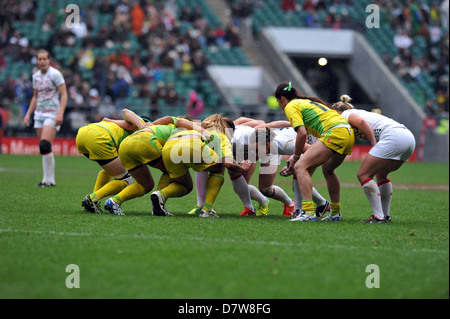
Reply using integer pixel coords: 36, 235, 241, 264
275, 81, 355, 221
332, 95, 416, 223
23, 49, 68, 187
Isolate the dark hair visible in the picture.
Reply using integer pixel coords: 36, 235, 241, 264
140, 115, 153, 123
274, 81, 333, 108
224, 117, 235, 131
249, 128, 275, 145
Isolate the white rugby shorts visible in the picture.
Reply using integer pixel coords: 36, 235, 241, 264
369, 127, 415, 161
34, 111, 61, 132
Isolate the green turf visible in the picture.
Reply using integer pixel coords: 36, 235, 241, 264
0, 155, 448, 299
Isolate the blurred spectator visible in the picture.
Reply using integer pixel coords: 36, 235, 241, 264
408, 58, 422, 82
394, 29, 414, 49
186, 90, 204, 120
130, 54, 147, 84
429, 21, 442, 46
131, 2, 145, 36
84, 4, 97, 31
440, 0, 449, 28
436, 89, 449, 118
166, 82, 179, 105
226, 23, 242, 47
0, 24, 11, 49
137, 83, 153, 100
304, 9, 319, 28
0, 51, 6, 71
113, 4, 131, 31
77, 48, 95, 70
68, 107, 87, 130
112, 71, 130, 108
71, 16, 88, 39
303, 0, 316, 11
424, 99, 437, 117
152, 81, 168, 105
96, 95, 118, 120
192, 50, 208, 80
281, 0, 297, 12
98, 0, 115, 14
88, 88, 100, 108
180, 54, 194, 76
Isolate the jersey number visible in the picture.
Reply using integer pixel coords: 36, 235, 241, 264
309, 101, 330, 112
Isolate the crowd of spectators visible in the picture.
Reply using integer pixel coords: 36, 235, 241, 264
0, 0, 247, 133
0, 0, 449, 134
229, 0, 448, 120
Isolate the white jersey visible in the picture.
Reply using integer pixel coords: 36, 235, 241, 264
232, 125, 317, 165
272, 127, 317, 155
231, 125, 255, 150
32, 66, 65, 113
341, 109, 415, 161
341, 109, 406, 142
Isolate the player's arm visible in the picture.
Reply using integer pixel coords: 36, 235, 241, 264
223, 156, 251, 173
121, 108, 148, 130
347, 113, 377, 146
233, 117, 254, 125
261, 120, 292, 129
56, 83, 68, 126
23, 89, 38, 127
102, 118, 137, 131
234, 117, 266, 128
175, 118, 211, 141
287, 125, 307, 170
151, 115, 175, 126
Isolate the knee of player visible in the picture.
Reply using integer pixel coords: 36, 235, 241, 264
260, 186, 274, 197
39, 139, 52, 155
184, 183, 193, 195
357, 171, 372, 183
143, 181, 155, 194
321, 165, 335, 176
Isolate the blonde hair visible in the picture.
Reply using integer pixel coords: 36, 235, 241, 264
201, 114, 234, 140
332, 94, 355, 112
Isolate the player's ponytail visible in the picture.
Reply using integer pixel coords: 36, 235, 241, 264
275, 81, 333, 107
332, 94, 355, 112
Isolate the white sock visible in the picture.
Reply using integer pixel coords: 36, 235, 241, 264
378, 179, 392, 218
292, 178, 302, 211
231, 175, 254, 211
248, 185, 267, 205
361, 179, 384, 219
42, 153, 55, 184
195, 171, 208, 206
270, 185, 293, 206
312, 187, 327, 206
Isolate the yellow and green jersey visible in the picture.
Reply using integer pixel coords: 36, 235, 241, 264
284, 99, 349, 138
205, 129, 233, 159
145, 123, 177, 146
89, 121, 132, 149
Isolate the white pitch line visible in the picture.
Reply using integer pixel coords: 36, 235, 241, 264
1, 228, 448, 255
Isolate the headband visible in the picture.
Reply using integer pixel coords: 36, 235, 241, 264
283, 81, 292, 92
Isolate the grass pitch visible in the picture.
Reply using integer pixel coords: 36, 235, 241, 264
0, 154, 448, 300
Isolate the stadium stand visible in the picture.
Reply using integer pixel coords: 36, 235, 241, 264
231, 0, 448, 120
0, 0, 251, 135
